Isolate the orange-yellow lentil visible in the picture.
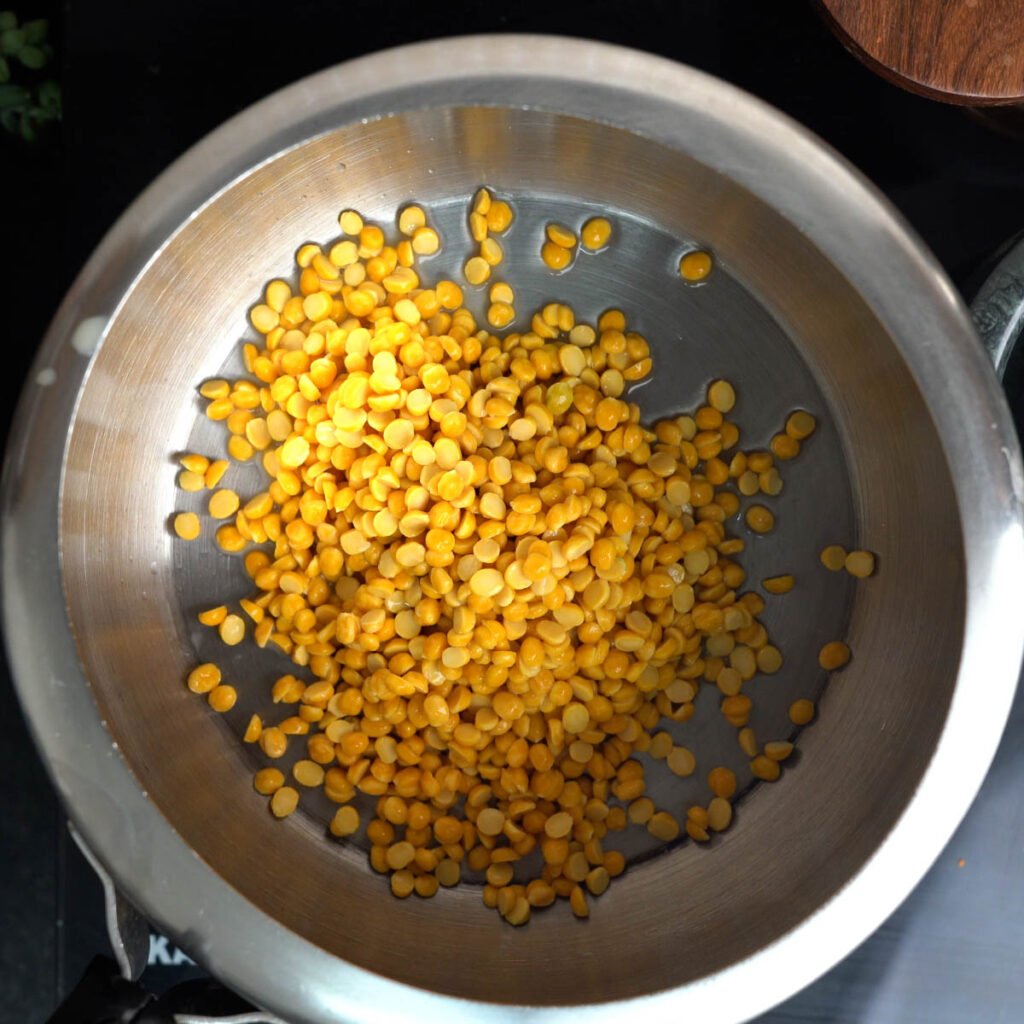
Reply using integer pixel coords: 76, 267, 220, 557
679, 250, 713, 282
818, 641, 851, 671
580, 217, 612, 251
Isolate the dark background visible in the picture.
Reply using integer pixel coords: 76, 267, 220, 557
3, 1, 1024, 1022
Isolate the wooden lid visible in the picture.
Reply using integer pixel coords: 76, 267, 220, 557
820, 0, 1024, 105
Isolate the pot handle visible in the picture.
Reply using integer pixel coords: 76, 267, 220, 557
971, 234, 1024, 380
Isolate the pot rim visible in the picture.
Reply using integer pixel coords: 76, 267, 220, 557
4, 34, 1023, 1024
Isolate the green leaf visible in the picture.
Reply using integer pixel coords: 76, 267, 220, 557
0, 27, 24, 54
22, 18, 47, 44
38, 78, 59, 110
18, 44, 45, 68
0, 106, 18, 132
0, 56, 7, 83
0, 82, 28, 107
29, 100, 56, 123
19, 110, 35, 141
0, 12, 16, 32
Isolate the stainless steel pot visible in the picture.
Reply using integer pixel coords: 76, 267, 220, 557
4, 36, 1024, 1024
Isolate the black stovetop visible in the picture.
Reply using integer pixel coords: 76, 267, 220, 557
3, 3, 1024, 1022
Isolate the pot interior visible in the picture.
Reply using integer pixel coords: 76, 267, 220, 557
60, 106, 964, 1003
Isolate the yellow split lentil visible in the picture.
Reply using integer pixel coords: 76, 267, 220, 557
707, 379, 736, 413
762, 574, 794, 595
541, 241, 573, 271
208, 684, 237, 713
818, 641, 852, 671
412, 227, 441, 256
330, 805, 360, 837
178, 469, 205, 492
707, 797, 733, 832
398, 205, 426, 236
820, 545, 847, 571
205, 459, 229, 488
173, 188, 862, 927
270, 786, 299, 818
243, 714, 262, 743
789, 699, 816, 725
173, 512, 200, 541
218, 614, 245, 646
750, 755, 781, 782
196, 605, 227, 627
845, 550, 876, 578
208, 489, 240, 520
186, 662, 221, 694
486, 199, 514, 233
253, 767, 284, 795
765, 741, 794, 762
785, 410, 817, 441
464, 256, 491, 286
647, 811, 680, 841
745, 505, 775, 534
546, 223, 577, 249
179, 452, 210, 474
679, 250, 713, 282
580, 217, 612, 251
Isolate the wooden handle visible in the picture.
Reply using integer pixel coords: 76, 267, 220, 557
819, 0, 1024, 106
